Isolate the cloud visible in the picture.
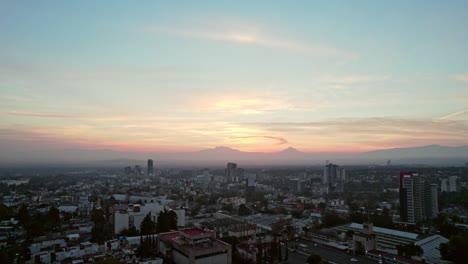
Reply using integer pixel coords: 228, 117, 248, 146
153, 25, 356, 59
452, 73, 468, 82
242, 117, 468, 151
227, 135, 288, 145
438, 110, 468, 120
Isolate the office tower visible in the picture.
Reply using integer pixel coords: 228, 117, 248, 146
441, 179, 448, 192
441, 176, 460, 192
323, 163, 346, 192
430, 184, 439, 217
225, 162, 237, 183
124, 166, 132, 175
387, 160, 392, 166
448, 176, 459, 192
246, 174, 256, 193
147, 159, 154, 175
134, 165, 142, 175
399, 172, 437, 223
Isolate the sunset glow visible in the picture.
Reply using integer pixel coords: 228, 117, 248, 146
1, 1, 468, 160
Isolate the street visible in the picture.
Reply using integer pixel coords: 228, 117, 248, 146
286, 241, 377, 264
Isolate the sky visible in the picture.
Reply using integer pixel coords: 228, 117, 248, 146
1, 1, 468, 156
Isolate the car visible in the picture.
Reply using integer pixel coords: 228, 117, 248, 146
314, 243, 318, 246
350, 258, 358, 262
289, 248, 296, 252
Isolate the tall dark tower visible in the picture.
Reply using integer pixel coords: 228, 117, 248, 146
147, 159, 154, 175
225, 162, 237, 183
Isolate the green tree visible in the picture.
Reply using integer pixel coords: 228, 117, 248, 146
396, 243, 423, 258
307, 254, 329, 264
0, 204, 13, 221
91, 208, 112, 243
17, 204, 31, 227
284, 242, 288, 260
307, 253, 323, 264
47, 206, 61, 228
156, 209, 178, 233
140, 213, 155, 235
270, 239, 279, 264
137, 236, 154, 259
221, 203, 233, 213
119, 226, 139, 237
238, 204, 251, 216
94, 258, 121, 264
256, 243, 264, 264
321, 211, 347, 228
440, 232, 468, 263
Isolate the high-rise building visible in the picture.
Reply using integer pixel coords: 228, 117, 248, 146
399, 172, 437, 223
431, 184, 439, 217
387, 160, 392, 166
147, 159, 154, 175
448, 176, 459, 192
441, 176, 460, 192
441, 179, 448, 192
323, 163, 346, 192
225, 162, 237, 183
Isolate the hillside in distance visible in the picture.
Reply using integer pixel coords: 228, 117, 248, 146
1, 145, 467, 166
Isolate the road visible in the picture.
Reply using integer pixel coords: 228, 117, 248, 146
286, 241, 377, 264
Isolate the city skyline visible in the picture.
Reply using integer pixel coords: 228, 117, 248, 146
1, 1, 468, 159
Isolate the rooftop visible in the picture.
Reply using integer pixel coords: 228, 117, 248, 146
349, 223, 418, 240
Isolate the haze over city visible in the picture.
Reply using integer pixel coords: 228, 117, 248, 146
2, 2, 468, 264
1, 1, 468, 165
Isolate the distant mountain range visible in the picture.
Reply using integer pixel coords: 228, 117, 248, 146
1, 145, 468, 167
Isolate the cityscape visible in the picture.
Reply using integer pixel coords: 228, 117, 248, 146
1, 1, 468, 264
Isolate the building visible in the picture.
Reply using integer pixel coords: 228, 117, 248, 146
399, 172, 437, 223
414, 234, 449, 260
441, 176, 460, 193
158, 227, 232, 264
448, 176, 459, 192
323, 163, 346, 192
337, 223, 419, 252
430, 184, 439, 217
147, 159, 154, 175
352, 222, 377, 254
113, 200, 185, 234
288, 178, 306, 193
246, 173, 256, 193
441, 179, 448, 192
225, 162, 237, 183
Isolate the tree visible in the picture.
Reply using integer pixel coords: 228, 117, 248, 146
396, 243, 423, 258
91, 209, 112, 243
47, 206, 61, 228
270, 239, 279, 264
17, 204, 31, 227
440, 232, 468, 263
256, 243, 264, 264
238, 204, 251, 216
318, 202, 327, 210
0, 204, 13, 221
321, 211, 347, 228
307, 253, 323, 264
137, 236, 154, 259
221, 203, 233, 213
140, 213, 155, 235
119, 226, 139, 237
156, 209, 178, 233
284, 242, 288, 260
